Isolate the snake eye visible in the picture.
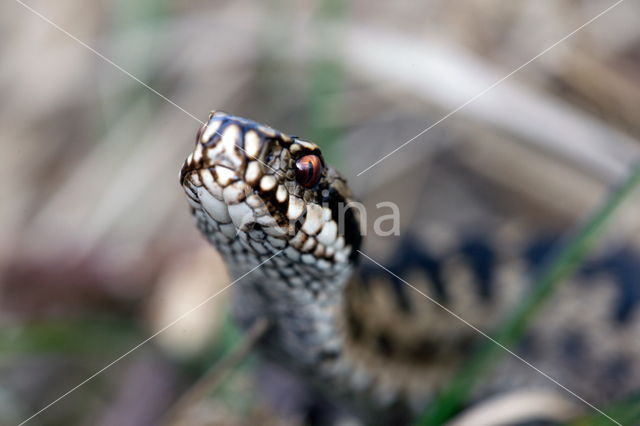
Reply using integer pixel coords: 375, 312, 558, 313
295, 154, 322, 188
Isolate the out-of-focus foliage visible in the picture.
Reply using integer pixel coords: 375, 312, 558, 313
2, 0, 640, 425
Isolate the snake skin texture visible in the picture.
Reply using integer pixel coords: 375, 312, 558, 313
181, 112, 640, 425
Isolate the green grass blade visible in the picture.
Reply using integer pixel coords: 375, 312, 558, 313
416, 163, 640, 425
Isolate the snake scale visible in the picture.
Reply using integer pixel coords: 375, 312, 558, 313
180, 112, 640, 425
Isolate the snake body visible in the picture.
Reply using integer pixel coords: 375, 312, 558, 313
181, 112, 640, 424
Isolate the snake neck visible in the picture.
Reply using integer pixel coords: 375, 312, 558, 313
217, 237, 355, 369
181, 112, 370, 409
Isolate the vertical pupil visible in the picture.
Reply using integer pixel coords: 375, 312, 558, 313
306, 161, 313, 182
296, 155, 321, 187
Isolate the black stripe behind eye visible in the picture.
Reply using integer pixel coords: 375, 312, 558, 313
327, 187, 362, 260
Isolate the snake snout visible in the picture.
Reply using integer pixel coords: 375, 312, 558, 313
182, 115, 253, 183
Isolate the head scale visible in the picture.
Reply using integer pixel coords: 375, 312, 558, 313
180, 111, 361, 282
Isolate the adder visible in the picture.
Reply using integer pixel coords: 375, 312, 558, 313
180, 112, 640, 425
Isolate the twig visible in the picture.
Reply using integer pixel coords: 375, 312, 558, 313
161, 318, 269, 426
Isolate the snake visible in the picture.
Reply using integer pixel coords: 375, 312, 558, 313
180, 112, 640, 425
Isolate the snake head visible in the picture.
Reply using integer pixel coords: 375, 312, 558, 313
180, 111, 361, 272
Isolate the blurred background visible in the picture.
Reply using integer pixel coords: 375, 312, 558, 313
2, 0, 640, 425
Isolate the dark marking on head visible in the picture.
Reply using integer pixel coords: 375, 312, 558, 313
264, 150, 275, 164
202, 116, 232, 147
235, 125, 246, 149
326, 186, 362, 260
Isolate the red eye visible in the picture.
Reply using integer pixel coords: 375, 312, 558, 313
295, 155, 322, 188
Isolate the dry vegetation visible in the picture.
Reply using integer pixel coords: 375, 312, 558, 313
1, 1, 640, 425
